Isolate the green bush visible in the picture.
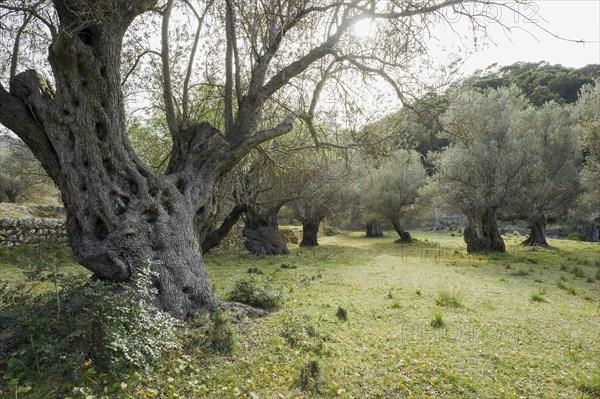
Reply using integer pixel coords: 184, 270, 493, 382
1, 259, 181, 382
228, 277, 283, 310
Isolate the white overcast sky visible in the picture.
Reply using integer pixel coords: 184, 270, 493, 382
458, 0, 600, 74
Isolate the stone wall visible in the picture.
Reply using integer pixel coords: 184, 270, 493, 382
0, 217, 67, 247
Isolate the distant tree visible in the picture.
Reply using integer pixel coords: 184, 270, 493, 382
429, 86, 533, 253
514, 103, 582, 246
363, 150, 426, 242
0, 135, 51, 203
471, 62, 597, 106
573, 82, 600, 242
289, 155, 348, 247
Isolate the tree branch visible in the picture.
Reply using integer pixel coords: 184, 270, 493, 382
161, 0, 179, 136
0, 74, 61, 180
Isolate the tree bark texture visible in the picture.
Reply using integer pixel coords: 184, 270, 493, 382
522, 214, 548, 246
300, 220, 320, 247
365, 223, 384, 238
243, 209, 289, 256
463, 209, 505, 253
391, 220, 413, 243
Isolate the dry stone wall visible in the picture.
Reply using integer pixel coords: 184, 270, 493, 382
0, 217, 67, 247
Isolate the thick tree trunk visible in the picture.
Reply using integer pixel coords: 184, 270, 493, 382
243, 210, 289, 256
584, 222, 599, 242
365, 223, 384, 238
391, 220, 413, 243
522, 214, 548, 246
463, 209, 505, 253
201, 204, 246, 254
300, 220, 320, 247
0, 3, 227, 319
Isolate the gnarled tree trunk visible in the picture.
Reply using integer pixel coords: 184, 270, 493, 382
300, 219, 320, 247
243, 209, 289, 256
522, 214, 548, 246
463, 209, 505, 253
0, 1, 239, 319
391, 220, 413, 243
365, 223, 384, 238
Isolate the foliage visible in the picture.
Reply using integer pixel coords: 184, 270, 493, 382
1, 258, 181, 386
227, 277, 283, 310
0, 135, 53, 203
470, 62, 598, 106
361, 149, 427, 239
572, 81, 600, 225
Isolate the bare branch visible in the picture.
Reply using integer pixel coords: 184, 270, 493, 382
161, 0, 179, 136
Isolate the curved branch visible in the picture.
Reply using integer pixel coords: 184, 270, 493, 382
121, 49, 161, 86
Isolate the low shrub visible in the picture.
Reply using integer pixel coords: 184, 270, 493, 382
228, 277, 283, 310
1, 259, 181, 382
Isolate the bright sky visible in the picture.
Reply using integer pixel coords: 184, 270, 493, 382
458, 0, 600, 74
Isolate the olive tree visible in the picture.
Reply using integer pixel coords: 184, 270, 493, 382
362, 150, 426, 242
573, 81, 600, 241
515, 102, 582, 246
429, 86, 533, 253
0, 0, 536, 317
289, 154, 349, 247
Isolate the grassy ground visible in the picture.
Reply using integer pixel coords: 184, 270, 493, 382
1, 230, 599, 398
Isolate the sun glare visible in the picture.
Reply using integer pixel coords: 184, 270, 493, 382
352, 18, 377, 39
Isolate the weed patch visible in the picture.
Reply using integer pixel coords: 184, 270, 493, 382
530, 293, 547, 302
435, 290, 462, 308
430, 312, 445, 328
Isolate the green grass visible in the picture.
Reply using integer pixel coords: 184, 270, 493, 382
1, 230, 599, 398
